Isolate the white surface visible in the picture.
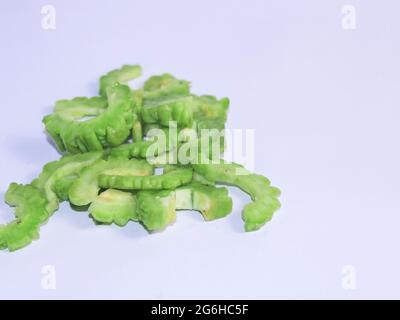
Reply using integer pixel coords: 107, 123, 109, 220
0, 0, 399, 299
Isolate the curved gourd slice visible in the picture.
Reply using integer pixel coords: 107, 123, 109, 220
176, 182, 233, 221
32, 151, 103, 213
136, 190, 176, 231
43, 83, 134, 153
69, 158, 153, 206
98, 167, 192, 191
99, 64, 142, 96
0, 184, 49, 251
193, 161, 281, 232
89, 189, 137, 226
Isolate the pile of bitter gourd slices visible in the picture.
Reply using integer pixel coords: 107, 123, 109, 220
0, 65, 281, 252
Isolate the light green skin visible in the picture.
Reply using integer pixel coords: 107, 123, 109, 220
135, 181, 232, 231
107, 140, 158, 159
108, 141, 174, 162
192, 172, 215, 186
137, 190, 176, 231
193, 161, 281, 232
143, 123, 163, 136
191, 95, 230, 155
176, 182, 233, 221
99, 64, 142, 96
69, 158, 153, 206
141, 73, 194, 127
142, 95, 194, 128
100, 65, 143, 142
141, 94, 229, 134
48, 96, 107, 151
43, 83, 135, 154
131, 89, 144, 142
109, 126, 182, 161
32, 152, 104, 214
192, 95, 229, 125
98, 167, 193, 191
0, 184, 49, 251
136, 124, 223, 167
143, 73, 190, 99
54, 96, 108, 120
100, 65, 143, 141
137, 132, 223, 167
89, 189, 137, 226
52, 174, 78, 201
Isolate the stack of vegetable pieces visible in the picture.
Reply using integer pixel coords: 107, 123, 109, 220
0, 65, 281, 252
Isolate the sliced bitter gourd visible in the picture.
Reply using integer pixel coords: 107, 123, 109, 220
0, 183, 49, 251
142, 95, 194, 127
193, 161, 281, 232
176, 182, 233, 221
52, 174, 79, 201
143, 73, 190, 100
109, 126, 181, 160
191, 95, 230, 153
43, 83, 135, 153
100, 65, 143, 141
99, 64, 142, 96
107, 140, 155, 159
141, 73, 193, 127
89, 189, 138, 226
32, 151, 103, 214
98, 167, 193, 191
53, 96, 108, 120
137, 190, 176, 232
192, 95, 230, 129
69, 158, 153, 206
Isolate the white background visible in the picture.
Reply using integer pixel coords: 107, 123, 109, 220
0, 0, 399, 299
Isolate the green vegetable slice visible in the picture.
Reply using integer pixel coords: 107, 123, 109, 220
99, 65, 143, 141
192, 95, 229, 124
191, 95, 230, 154
54, 96, 108, 120
52, 174, 78, 201
143, 73, 190, 99
0, 184, 49, 251
176, 182, 233, 221
141, 74, 193, 127
89, 189, 137, 226
107, 140, 155, 159
109, 126, 181, 160
142, 95, 194, 127
32, 151, 103, 213
192, 172, 215, 186
43, 83, 135, 153
131, 89, 144, 142
137, 190, 176, 231
69, 158, 153, 206
98, 167, 193, 190
193, 161, 281, 231
99, 64, 142, 96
